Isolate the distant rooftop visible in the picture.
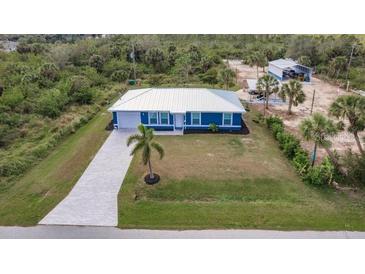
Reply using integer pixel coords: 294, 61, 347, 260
269, 58, 311, 70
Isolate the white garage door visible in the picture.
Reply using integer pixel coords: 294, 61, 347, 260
117, 111, 141, 129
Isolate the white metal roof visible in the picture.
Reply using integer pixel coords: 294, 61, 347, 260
269, 58, 298, 69
246, 79, 257, 91
109, 88, 245, 113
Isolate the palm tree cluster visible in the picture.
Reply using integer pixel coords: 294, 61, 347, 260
256, 76, 306, 116
299, 94, 365, 176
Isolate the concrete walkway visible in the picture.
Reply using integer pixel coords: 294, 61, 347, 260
39, 129, 135, 227
1, 226, 365, 239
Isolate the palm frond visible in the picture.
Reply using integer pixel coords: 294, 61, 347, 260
126, 134, 142, 146
130, 141, 145, 156
151, 142, 165, 159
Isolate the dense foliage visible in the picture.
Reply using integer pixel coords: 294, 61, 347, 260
1, 34, 364, 183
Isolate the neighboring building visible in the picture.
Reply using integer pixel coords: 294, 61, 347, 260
268, 58, 312, 82
109, 88, 245, 132
246, 79, 257, 93
0, 40, 18, 52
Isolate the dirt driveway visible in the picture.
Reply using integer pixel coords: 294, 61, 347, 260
228, 60, 364, 159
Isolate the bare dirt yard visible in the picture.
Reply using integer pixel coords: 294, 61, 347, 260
228, 59, 365, 160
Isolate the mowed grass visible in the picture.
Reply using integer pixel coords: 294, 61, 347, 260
118, 112, 365, 230
0, 110, 112, 226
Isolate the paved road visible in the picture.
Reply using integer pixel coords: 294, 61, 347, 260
1, 225, 365, 239
39, 130, 135, 227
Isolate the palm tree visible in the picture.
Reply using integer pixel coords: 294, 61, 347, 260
300, 113, 340, 168
329, 95, 365, 154
244, 51, 267, 78
127, 124, 165, 181
218, 67, 235, 89
256, 74, 279, 116
278, 80, 306, 115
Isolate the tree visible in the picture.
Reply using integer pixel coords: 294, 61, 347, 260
329, 95, 365, 154
175, 55, 192, 83
37, 89, 68, 118
278, 80, 306, 114
218, 67, 235, 89
127, 124, 164, 181
145, 47, 166, 73
329, 56, 347, 79
39, 63, 59, 82
199, 68, 218, 86
68, 76, 93, 104
297, 55, 312, 67
256, 74, 279, 115
89, 55, 104, 73
300, 113, 340, 168
244, 51, 267, 77
111, 70, 129, 82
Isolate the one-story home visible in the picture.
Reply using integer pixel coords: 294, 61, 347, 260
108, 88, 245, 133
268, 58, 312, 82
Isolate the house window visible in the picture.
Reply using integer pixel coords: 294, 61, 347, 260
192, 112, 200, 125
223, 113, 232, 126
149, 112, 158, 124
160, 112, 169, 125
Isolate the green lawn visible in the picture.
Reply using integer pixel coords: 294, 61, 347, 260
0, 110, 112, 226
118, 112, 365, 230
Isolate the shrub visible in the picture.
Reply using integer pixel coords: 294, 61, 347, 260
209, 123, 219, 132
0, 88, 24, 110
266, 115, 284, 129
292, 148, 310, 175
73, 89, 94, 105
111, 70, 129, 82
89, 55, 104, 73
304, 157, 335, 186
39, 63, 60, 82
342, 151, 365, 185
37, 89, 68, 118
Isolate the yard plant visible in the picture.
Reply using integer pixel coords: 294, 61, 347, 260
127, 124, 165, 184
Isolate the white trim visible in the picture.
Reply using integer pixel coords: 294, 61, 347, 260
185, 125, 241, 128
191, 112, 201, 126
222, 112, 233, 126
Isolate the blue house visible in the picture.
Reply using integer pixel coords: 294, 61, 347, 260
108, 88, 245, 133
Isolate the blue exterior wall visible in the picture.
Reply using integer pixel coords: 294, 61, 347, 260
184, 112, 243, 131
201, 113, 222, 125
268, 71, 282, 81
232, 113, 242, 126
112, 112, 118, 126
147, 125, 174, 131
140, 112, 149, 124
117, 110, 243, 132
185, 112, 191, 125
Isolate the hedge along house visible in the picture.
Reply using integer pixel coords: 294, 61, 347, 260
108, 88, 245, 133
268, 59, 312, 82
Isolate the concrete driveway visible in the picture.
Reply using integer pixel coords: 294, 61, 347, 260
39, 129, 135, 227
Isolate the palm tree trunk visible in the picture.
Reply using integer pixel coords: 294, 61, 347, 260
311, 143, 317, 167
256, 66, 259, 78
288, 97, 293, 115
353, 131, 364, 155
324, 147, 346, 175
148, 159, 154, 179
265, 90, 269, 109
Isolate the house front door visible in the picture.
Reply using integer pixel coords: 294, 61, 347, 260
174, 113, 184, 130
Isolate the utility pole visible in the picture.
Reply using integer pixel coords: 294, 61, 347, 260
131, 42, 137, 81
310, 89, 316, 115
345, 43, 356, 92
